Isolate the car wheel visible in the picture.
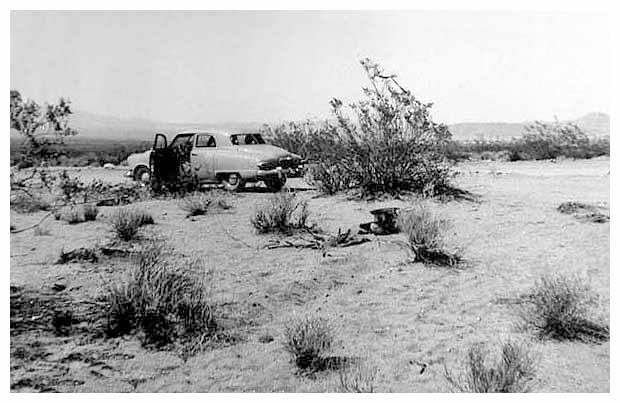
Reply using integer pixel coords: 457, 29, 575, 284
265, 176, 287, 192
133, 166, 150, 183
222, 173, 244, 192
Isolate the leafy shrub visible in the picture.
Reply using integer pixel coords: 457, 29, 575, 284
519, 274, 609, 342
444, 341, 537, 392
104, 243, 215, 346
338, 361, 377, 393
251, 192, 309, 234
284, 315, 334, 371
397, 204, 461, 266
179, 191, 232, 217
110, 208, 154, 241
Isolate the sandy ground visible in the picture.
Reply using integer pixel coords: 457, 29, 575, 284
10, 157, 609, 392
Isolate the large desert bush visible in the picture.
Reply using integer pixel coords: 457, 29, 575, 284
397, 204, 461, 266
519, 274, 609, 342
104, 243, 215, 346
264, 59, 453, 197
444, 341, 537, 393
251, 191, 309, 234
283, 315, 334, 372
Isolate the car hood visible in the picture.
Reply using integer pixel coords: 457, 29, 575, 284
234, 145, 300, 161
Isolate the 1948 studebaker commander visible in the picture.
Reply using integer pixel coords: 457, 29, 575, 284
127, 130, 305, 192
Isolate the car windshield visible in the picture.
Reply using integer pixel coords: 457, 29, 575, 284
230, 133, 266, 145
169, 134, 194, 149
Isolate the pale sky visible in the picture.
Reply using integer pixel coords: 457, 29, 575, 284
11, 11, 610, 124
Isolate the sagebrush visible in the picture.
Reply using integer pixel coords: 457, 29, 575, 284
251, 192, 309, 234
104, 243, 215, 346
283, 315, 334, 372
110, 207, 154, 241
519, 274, 609, 342
397, 204, 461, 266
444, 341, 537, 393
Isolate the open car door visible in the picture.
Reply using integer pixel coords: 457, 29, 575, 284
149, 133, 177, 192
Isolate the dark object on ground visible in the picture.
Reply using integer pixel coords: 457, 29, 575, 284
57, 247, 99, 264
360, 207, 400, 235
557, 201, 609, 223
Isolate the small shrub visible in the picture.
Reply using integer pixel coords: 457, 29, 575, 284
110, 208, 154, 241
83, 204, 99, 221
338, 361, 377, 393
397, 204, 461, 266
519, 274, 609, 342
63, 206, 84, 224
10, 192, 51, 213
179, 191, 232, 217
444, 341, 537, 393
251, 192, 309, 234
284, 315, 334, 371
104, 243, 215, 346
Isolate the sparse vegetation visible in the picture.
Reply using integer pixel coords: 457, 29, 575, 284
82, 204, 99, 221
110, 208, 154, 241
104, 243, 215, 347
397, 204, 461, 266
519, 274, 609, 342
251, 192, 309, 234
34, 225, 50, 236
444, 341, 537, 393
179, 191, 232, 217
10, 192, 51, 213
338, 361, 377, 393
283, 315, 334, 372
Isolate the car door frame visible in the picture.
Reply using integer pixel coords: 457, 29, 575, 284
191, 133, 218, 183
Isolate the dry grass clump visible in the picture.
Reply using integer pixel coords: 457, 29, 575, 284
283, 315, 334, 372
110, 207, 154, 241
82, 204, 99, 221
104, 243, 215, 347
397, 204, 461, 266
179, 191, 232, 217
10, 192, 51, 213
519, 274, 609, 342
444, 341, 537, 393
54, 204, 99, 224
251, 192, 309, 234
338, 361, 377, 393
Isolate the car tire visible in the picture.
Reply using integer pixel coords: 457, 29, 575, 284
222, 173, 244, 192
133, 166, 150, 183
265, 176, 286, 192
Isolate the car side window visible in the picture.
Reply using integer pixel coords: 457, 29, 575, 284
196, 134, 216, 148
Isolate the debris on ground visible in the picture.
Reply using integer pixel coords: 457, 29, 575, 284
264, 227, 371, 256
57, 247, 99, 264
359, 207, 401, 235
557, 202, 609, 223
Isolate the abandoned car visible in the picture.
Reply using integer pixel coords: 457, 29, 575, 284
133, 130, 304, 192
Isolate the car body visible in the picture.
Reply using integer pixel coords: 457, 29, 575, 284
147, 130, 305, 192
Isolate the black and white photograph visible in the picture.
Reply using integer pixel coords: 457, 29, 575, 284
7, 3, 615, 394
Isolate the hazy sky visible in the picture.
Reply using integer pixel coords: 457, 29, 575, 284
11, 11, 610, 124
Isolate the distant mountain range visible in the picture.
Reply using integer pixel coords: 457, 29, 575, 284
449, 112, 610, 141
10, 111, 609, 142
